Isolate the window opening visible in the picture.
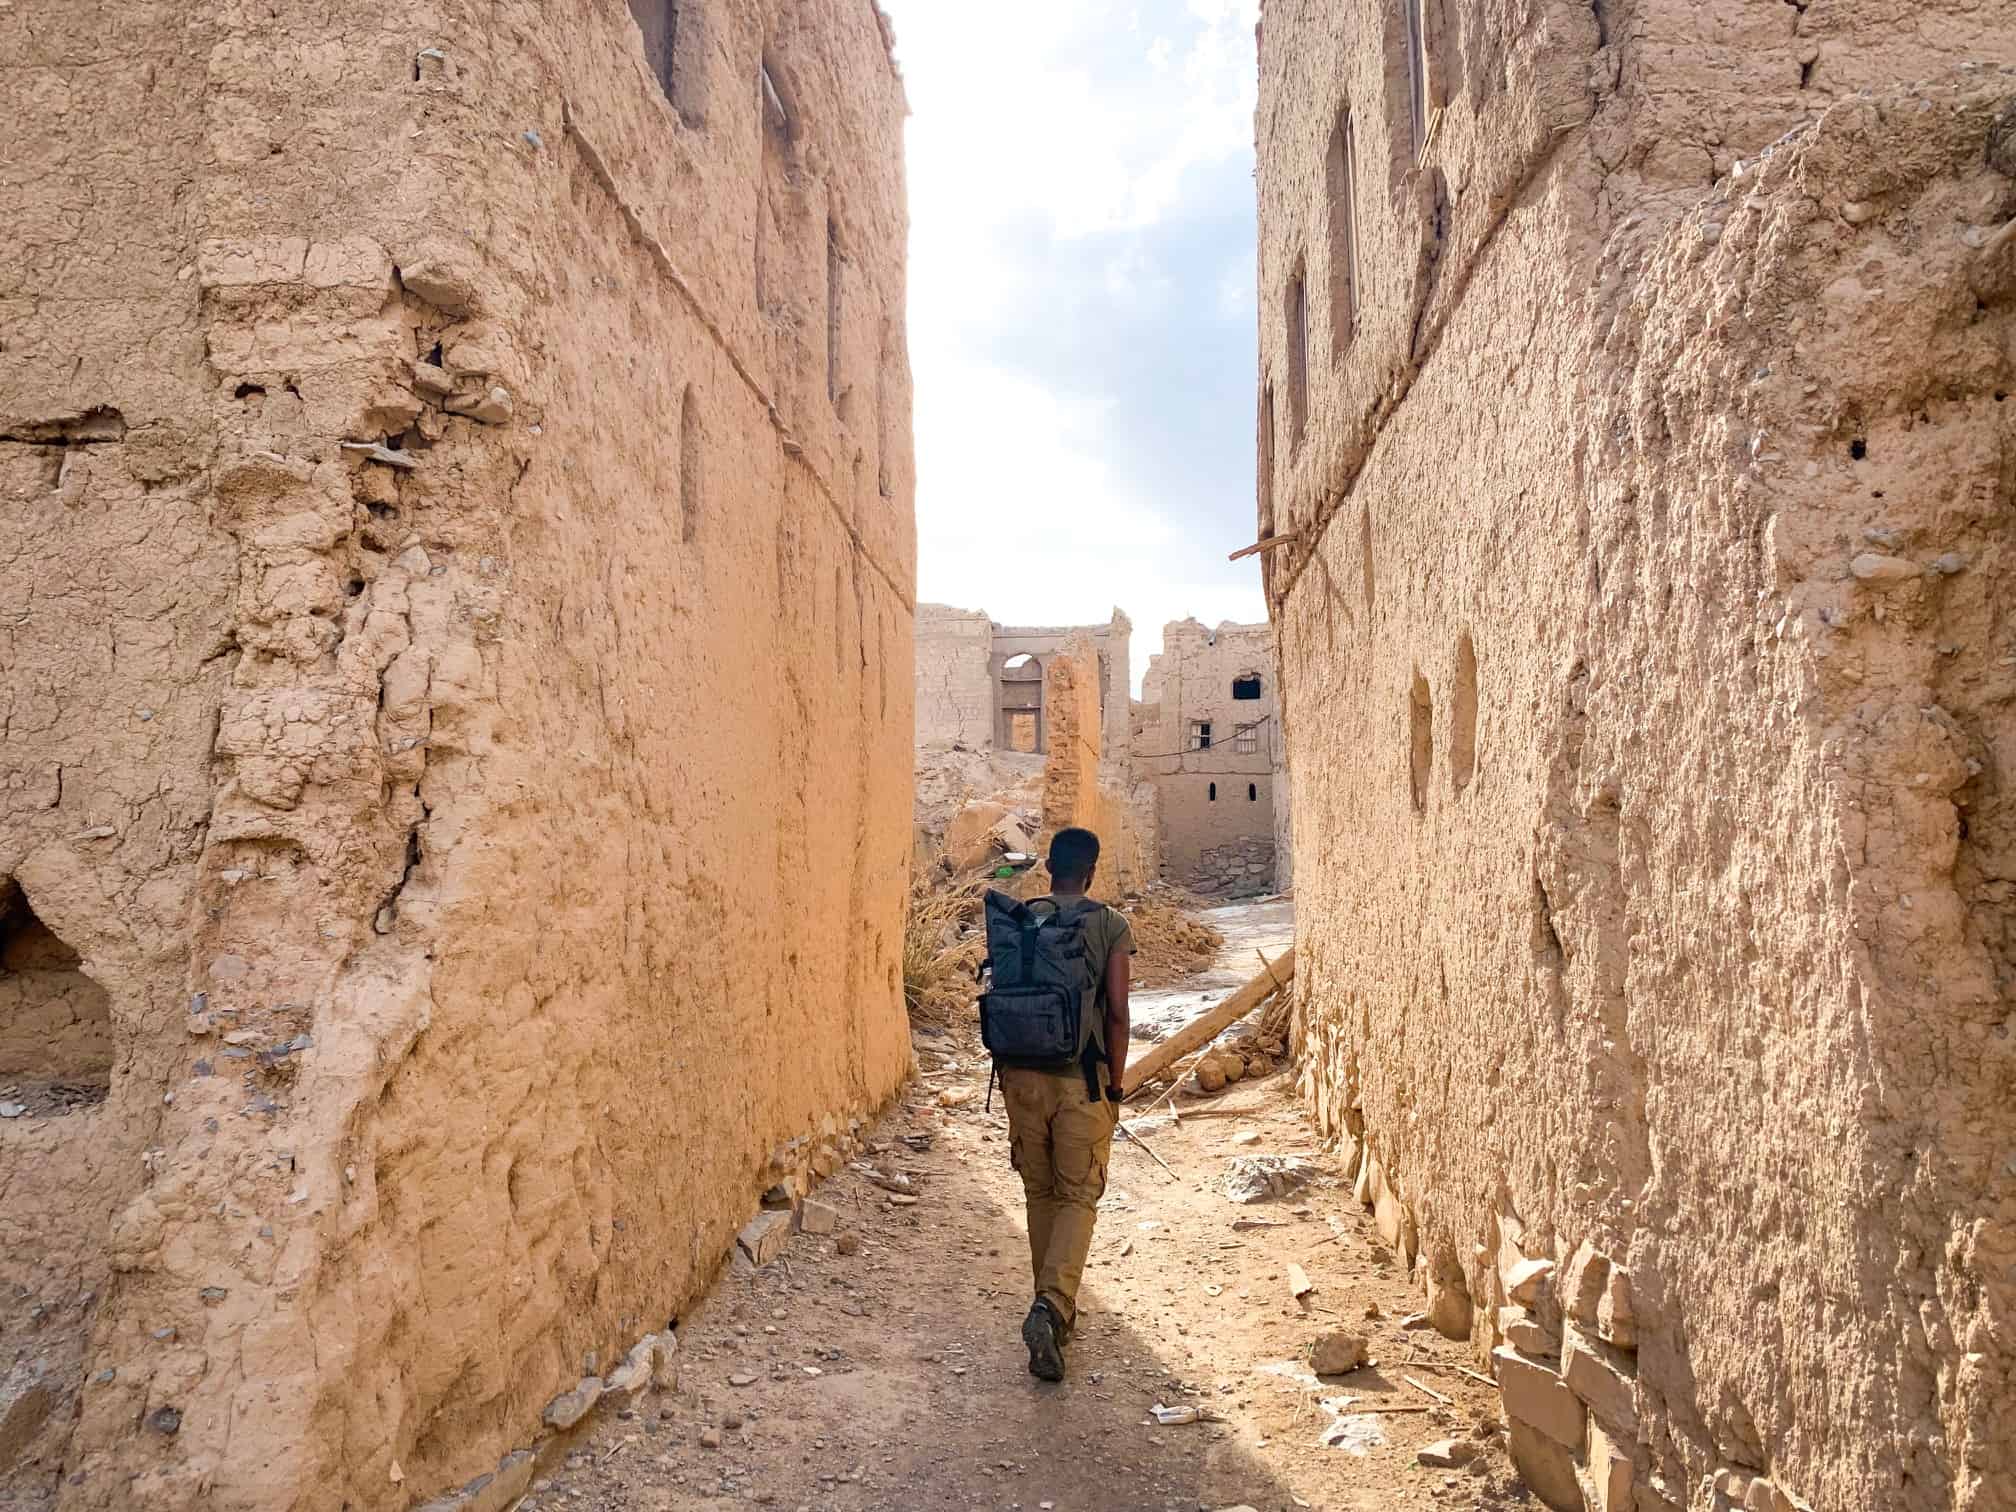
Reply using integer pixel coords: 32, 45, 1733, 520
1451, 632, 1479, 793
827, 218, 843, 407
1403, 0, 1430, 155
1232, 674, 1262, 701
630, 0, 705, 126
0, 878, 112, 1105
1248, 784, 1258, 802
1209, 783, 1218, 802
1001, 653, 1043, 754
1326, 107, 1360, 353
877, 315, 894, 498
1259, 383, 1277, 540
1409, 671, 1433, 812
679, 386, 701, 544
1286, 261, 1309, 443
1190, 721, 1213, 751
1235, 724, 1259, 754
760, 59, 792, 140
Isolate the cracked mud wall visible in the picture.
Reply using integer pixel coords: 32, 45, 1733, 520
0, 2, 913, 1509
913, 603, 995, 748
1260, 3, 2015, 1511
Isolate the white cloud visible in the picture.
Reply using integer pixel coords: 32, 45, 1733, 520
886, 0, 1269, 690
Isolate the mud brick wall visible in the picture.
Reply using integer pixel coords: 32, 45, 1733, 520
1039, 637, 1155, 893
914, 603, 995, 748
1134, 620, 1286, 892
1259, 2, 2016, 1511
0, 2, 913, 1508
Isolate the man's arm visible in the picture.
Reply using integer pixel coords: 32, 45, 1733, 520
1104, 945, 1131, 1098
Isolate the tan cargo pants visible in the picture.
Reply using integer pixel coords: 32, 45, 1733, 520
1001, 1063, 1118, 1330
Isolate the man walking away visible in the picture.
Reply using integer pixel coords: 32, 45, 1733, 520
988, 827, 1133, 1381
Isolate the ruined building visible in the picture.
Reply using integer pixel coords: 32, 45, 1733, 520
1134, 618, 1291, 896
0, 2, 912, 1508
913, 604, 1133, 761
1259, 3, 2015, 1511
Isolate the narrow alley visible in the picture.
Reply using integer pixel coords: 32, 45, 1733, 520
521, 904, 1517, 1512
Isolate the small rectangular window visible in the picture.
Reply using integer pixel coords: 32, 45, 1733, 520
827, 219, 843, 406
1403, 0, 1430, 155
1258, 383, 1276, 536
631, 0, 706, 126
1326, 108, 1360, 353
680, 385, 701, 543
1235, 725, 1259, 754
1286, 262, 1308, 443
1190, 721, 1213, 752
761, 60, 791, 139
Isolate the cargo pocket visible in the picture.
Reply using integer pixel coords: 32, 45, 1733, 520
1054, 1126, 1108, 1204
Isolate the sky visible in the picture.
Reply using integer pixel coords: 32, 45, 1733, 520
881, 0, 1267, 690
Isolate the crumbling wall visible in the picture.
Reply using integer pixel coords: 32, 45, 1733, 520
1261, 0, 2016, 1507
1133, 620, 1284, 893
0, 2, 914, 1509
914, 603, 994, 748
1040, 638, 1154, 892
992, 612, 1133, 763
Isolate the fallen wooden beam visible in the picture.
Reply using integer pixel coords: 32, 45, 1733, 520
1121, 945, 1295, 1097
1227, 531, 1300, 563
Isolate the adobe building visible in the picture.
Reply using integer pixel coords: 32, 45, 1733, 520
913, 605, 1133, 762
1134, 619, 1291, 895
0, 2, 913, 1509
1259, 4, 2014, 1512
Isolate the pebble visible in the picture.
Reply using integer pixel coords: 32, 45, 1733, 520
729, 1373, 757, 1387
1418, 1438, 1480, 1468
835, 1231, 861, 1255
700, 1427, 722, 1449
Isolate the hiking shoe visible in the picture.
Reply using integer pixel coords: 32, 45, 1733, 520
1022, 1298, 1065, 1381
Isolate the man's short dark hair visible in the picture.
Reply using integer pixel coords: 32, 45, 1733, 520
1048, 827, 1101, 886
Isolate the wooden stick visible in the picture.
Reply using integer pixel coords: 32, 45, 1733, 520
1121, 946, 1296, 1096
1255, 947, 1286, 994
1404, 1375, 1453, 1406
1228, 531, 1300, 563
1415, 105, 1445, 172
1116, 1122, 1181, 1183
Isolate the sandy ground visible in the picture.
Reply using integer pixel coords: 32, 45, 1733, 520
521, 903, 1529, 1512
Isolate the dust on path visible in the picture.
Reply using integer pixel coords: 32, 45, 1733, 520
524, 902, 1526, 1512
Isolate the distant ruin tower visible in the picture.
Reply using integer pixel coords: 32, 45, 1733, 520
0, 3, 913, 1508
1258, 4, 2016, 1512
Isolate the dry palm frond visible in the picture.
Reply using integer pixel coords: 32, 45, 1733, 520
902, 873, 988, 1025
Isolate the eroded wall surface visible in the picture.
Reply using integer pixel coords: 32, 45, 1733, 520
914, 602, 994, 747
1040, 638, 1154, 893
1261, 3, 2015, 1511
1133, 620, 1286, 894
0, 2, 913, 1508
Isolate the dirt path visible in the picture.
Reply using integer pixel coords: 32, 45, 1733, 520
523, 903, 1527, 1512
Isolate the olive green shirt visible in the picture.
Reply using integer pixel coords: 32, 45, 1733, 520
1043, 896, 1135, 1050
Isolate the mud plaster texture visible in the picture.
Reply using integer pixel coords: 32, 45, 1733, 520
912, 604, 1133, 764
1134, 618, 1291, 895
0, 2, 912, 1509
1038, 637, 1158, 894
1258, 3, 2016, 1511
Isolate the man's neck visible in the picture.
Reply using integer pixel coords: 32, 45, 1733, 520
1051, 885, 1088, 900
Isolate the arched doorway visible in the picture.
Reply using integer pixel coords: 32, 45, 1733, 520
999, 653, 1044, 752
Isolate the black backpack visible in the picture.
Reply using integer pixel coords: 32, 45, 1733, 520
978, 890, 1105, 1100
